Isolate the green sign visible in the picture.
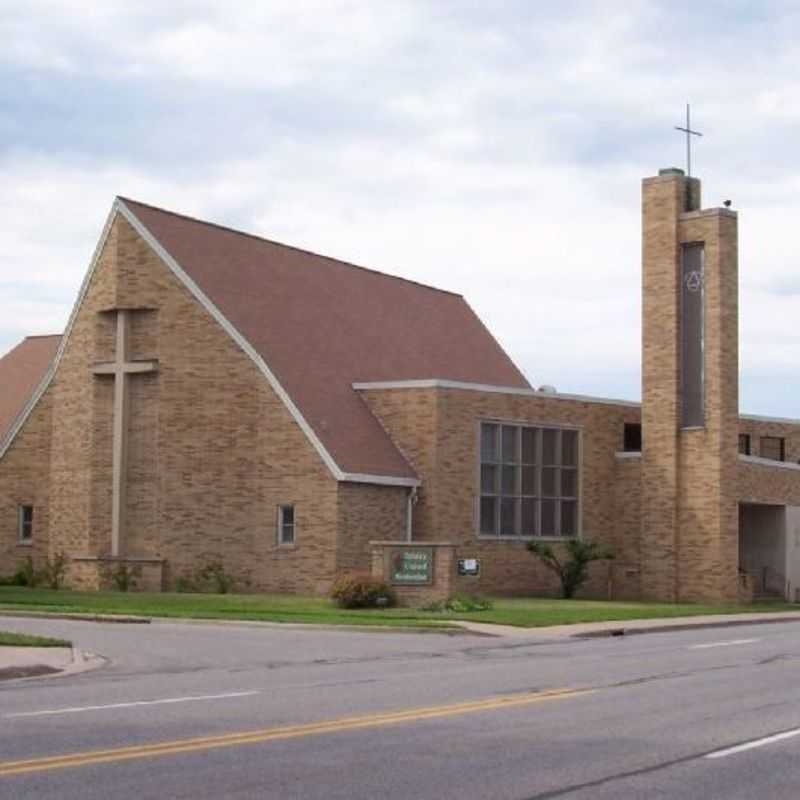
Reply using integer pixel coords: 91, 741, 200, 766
389, 547, 433, 585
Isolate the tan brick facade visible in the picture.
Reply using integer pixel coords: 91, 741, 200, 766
2, 176, 800, 603
0, 216, 406, 594
361, 386, 641, 598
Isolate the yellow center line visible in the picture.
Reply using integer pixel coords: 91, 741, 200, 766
0, 687, 590, 777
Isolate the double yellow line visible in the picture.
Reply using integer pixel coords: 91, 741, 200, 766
0, 687, 589, 777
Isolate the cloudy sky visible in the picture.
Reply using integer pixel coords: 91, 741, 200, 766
1, 1, 798, 415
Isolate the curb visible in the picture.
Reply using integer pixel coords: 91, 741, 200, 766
0, 648, 107, 684
147, 617, 473, 635
0, 610, 150, 624
572, 615, 800, 639
0, 609, 471, 635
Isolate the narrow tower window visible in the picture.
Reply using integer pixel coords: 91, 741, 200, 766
681, 242, 705, 428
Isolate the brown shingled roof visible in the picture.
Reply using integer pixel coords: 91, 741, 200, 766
0, 335, 61, 446
121, 199, 532, 480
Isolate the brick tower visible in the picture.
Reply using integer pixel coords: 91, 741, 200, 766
640, 168, 739, 602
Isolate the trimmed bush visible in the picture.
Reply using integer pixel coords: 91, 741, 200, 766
330, 573, 396, 609
445, 594, 493, 612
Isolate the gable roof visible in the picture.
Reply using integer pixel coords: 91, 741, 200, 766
0, 335, 61, 446
120, 199, 531, 481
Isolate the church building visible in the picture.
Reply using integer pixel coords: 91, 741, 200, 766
1, 168, 799, 602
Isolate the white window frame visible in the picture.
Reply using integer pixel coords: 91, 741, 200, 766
18, 505, 33, 545
277, 504, 295, 546
476, 419, 582, 541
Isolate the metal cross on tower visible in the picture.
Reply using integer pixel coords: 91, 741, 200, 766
674, 103, 703, 177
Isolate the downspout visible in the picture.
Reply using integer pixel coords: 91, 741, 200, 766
406, 486, 418, 542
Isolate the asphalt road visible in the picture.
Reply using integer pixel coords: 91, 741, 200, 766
2, 616, 800, 799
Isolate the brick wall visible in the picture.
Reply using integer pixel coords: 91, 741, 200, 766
739, 461, 800, 507
0, 396, 53, 575
738, 418, 800, 463
336, 483, 408, 575
362, 386, 639, 597
4, 215, 346, 594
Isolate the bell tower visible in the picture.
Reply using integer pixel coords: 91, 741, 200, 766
640, 168, 739, 602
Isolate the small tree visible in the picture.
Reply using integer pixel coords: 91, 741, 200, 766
527, 539, 614, 599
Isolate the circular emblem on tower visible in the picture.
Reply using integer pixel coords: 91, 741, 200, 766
685, 270, 703, 293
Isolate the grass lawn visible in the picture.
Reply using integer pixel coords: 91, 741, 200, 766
0, 586, 797, 629
0, 630, 71, 648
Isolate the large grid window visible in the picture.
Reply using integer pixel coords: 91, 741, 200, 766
480, 423, 579, 538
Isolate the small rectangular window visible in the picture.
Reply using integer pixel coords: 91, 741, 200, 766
760, 436, 785, 462
278, 505, 295, 545
18, 505, 33, 543
624, 423, 642, 452
738, 434, 751, 456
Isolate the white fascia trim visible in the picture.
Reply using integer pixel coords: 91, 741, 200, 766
117, 201, 417, 489
340, 472, 420, 487
739, 454, 800, 472
353, 379, 641, 409
0, 205, 120, 461
740, 413, 800, 427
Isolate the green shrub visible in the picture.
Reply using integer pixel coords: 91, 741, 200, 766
527, 538, 614, 599
445, 594, 493, 612
197, 560, 235, 594
174, 575, 197, 593
38, 552, 68, 590
330, 573, 396, 609
12, 556, 38, 587
106, 562, 142, 592
0, 566, 30, 586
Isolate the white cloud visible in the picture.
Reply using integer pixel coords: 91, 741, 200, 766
0, 1, 799, 416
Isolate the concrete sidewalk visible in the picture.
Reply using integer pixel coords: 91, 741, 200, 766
0, 646, 104, 681
457, 610, 800, 638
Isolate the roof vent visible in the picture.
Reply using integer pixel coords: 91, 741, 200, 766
658, 167, 685, 177
538, 384, 558, 395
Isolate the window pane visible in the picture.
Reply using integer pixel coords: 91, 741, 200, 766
522, 465, 537, 495
481, 424, 498, 462
541, 499, 556, 536
521, 498, 538, 536
624, 423, 642, 452
521, 428, 537, 464
561, 430, 578, 466
480, 497, 497, 534
280, 505, 295, 544
502, 426, 518, 463
542, 467, 558, 497
561, 501, 577, 536
501, 465, 517, 496
738, 434, 750, 456
481, 464, 497, 494
19, 506, 33, 541
760, 436, 784, 462
500, 498, 517, 535
542, 429, 557, 464
561, 469, 577, 498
